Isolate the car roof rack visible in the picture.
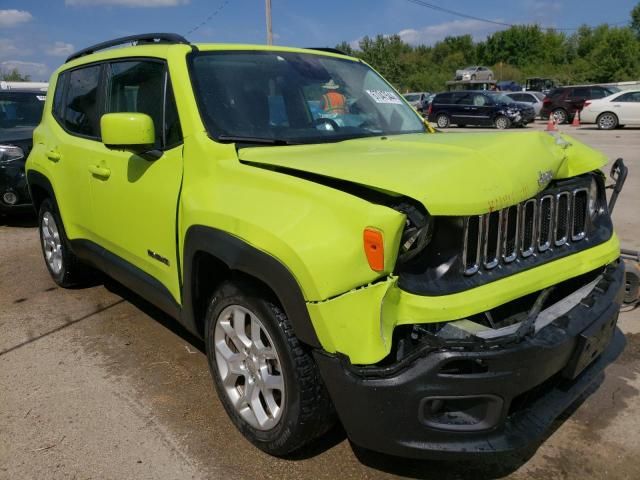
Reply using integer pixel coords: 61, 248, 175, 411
66, 33, 189, 63
307, 47, 348, 56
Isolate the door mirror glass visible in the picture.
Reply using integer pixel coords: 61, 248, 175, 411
101, 112, 155, 150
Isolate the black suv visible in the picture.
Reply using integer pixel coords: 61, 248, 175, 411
428, 90, 535, 129
541, 85, 618, 124
0, 89, 45, 213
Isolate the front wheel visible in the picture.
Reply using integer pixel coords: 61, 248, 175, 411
597, 112, 618, 130
436, 113, 450, 128
205, 281, 335, 456
495, 115, 511, 129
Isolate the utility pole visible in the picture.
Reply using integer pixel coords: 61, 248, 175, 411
265, 0, 273, 45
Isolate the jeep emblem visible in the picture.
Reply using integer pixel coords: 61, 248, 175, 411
538, 170, 553, 187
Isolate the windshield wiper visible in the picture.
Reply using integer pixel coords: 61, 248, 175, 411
217, 135, 298, 146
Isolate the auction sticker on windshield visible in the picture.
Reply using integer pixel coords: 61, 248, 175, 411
366, 89, 402, 104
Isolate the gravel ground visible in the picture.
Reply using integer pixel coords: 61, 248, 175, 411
1, 121, 639, 480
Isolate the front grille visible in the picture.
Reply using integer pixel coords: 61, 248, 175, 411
462, 188, 589, 275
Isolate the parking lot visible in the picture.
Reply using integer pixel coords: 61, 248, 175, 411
1, 122, 639, 480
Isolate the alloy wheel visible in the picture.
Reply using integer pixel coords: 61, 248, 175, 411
214, 305, 285, 430
598, 113, 617, 130
41, 211, 63, 275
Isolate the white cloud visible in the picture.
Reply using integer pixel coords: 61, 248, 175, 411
65, 0, 188, 6
46, 41, 75, 57
0, 60, 48, 79
0, 39, 20, 57
0, 9, 33, 27
348, 19, 507, 50
397, 19, 507, 46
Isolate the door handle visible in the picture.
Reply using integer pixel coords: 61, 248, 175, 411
88, 165, 111, 179
46, 150, 61, 162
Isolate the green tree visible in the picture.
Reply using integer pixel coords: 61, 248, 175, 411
0, 68, 31, 81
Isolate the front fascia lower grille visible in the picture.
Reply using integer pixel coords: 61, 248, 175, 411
462, 185, 590, 276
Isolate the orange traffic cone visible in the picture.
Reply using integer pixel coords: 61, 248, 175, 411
571, 112, 580, 127
546, 116, 557, 131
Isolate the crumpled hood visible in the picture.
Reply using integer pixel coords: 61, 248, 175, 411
239, 131, 607, 216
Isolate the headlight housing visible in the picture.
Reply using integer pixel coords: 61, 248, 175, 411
588, 175, 603, 220
393, 202, 434, 264
0, 145, 24, 164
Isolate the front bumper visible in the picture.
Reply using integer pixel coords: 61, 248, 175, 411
315, 260, 625, 458
0, 162, 33, 213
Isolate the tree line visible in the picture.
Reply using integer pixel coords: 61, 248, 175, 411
337, 2, 640, 92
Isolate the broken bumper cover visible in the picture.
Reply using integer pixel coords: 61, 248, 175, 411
314, 260, 625, 459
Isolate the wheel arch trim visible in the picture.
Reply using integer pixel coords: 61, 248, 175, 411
182, 225, 321, 348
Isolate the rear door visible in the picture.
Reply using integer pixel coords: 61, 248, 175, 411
42, 65, 103, 240
88, 59, 184, 301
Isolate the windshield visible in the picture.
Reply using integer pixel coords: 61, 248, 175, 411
189, 51, 424, 144
0, 92, 45, 130
404, 94, 420, 101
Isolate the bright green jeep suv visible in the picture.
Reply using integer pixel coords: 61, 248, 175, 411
27, 33, 626, 459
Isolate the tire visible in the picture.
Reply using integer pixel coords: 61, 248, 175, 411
38, 197, 93, 287
552, 108, 568, 124
205, 280, 335, 456
436, 113, 450, 128
495, 115, 511, 129
597, 112, 618, 130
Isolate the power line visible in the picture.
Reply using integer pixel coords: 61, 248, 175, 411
186, 0, 232, 36
404, 0, 627, 32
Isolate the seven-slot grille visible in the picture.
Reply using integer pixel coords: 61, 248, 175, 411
462, 188, 589, 275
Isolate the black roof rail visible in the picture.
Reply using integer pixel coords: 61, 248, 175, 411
66, 33, 189, 63
307, 47, 349, 56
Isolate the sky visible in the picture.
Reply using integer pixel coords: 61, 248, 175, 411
1, 0, 638, 81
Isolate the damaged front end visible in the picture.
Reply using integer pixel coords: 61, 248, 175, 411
313, 260, 626, 458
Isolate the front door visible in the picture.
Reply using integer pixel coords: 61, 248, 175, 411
89, 59, 184, 302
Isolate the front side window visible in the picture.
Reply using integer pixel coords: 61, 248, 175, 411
105, 60, 182, 149
189, 51, 424, 145
64, 65, 101, 138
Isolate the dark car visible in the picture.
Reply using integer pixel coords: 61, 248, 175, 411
0, 89, 45, 213
496, 80, 522, 92
540, 85, 618, 124
428, 90, 535, 129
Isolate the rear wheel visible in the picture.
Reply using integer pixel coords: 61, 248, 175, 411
495, 115, 511, 129
205, 281, 335, 456
597, 112, 618, 130
38, 197, 93, 287
436, 113, 450, 128
552, 108, 568, 124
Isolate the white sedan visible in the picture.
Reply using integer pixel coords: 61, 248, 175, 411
580, 90, 640, 129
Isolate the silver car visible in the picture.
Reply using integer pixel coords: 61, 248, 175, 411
455, 66, 493, 81
403, 92, 430, 112
505, 91, 545, 117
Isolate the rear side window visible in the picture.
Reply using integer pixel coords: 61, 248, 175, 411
64, 65, 102, 138
434, 93, 452, 104
617, 91, 640, 102
572, 87, 589, 98
105, 60, 182, 149
52, 72, 67, 121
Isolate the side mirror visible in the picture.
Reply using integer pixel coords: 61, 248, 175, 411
101, 113, 159, 157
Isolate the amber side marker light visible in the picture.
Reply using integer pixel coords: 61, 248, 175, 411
363, 228, 384, 272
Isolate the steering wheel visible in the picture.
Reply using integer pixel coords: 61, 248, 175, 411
314, 117, 340, 131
